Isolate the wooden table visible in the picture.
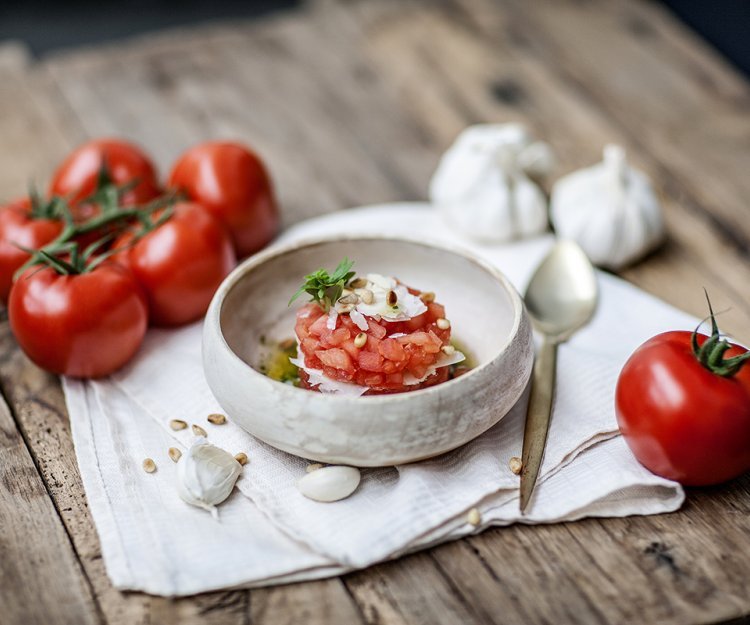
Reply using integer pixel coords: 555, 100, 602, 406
1, 1, 749, 623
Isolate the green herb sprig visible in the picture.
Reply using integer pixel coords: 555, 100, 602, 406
289, 258, 356, 311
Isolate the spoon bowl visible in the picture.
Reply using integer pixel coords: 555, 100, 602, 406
525, 240, 598, 341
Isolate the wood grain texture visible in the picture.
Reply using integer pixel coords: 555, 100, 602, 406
0, 1, 749, 624
0, 340, 99, 625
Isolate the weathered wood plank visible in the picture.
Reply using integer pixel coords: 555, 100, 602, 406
0, 351, 100, 625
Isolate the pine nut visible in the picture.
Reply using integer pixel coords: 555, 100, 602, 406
234, 452, 248, 466
306, 463, 323, 473
349, 277, 367, 289
168, 448, 182, 463
436, 318, 451, 330
354, 332, 368, 348
169, 419, 188, 431
467, 508, 481, 526
441, 345, 456, 356
359, 289, 374, 304
386, 290, 398, 306
142, 458, 157, 473
207, 413, 227, 425
192, 424, 207, 437
419, 291, 435, 303
509, 457, 523, 475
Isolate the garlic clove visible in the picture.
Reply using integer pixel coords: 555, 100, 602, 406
297, 466, 361, 502
176, 438, 243, 518
550, 144, 665, 270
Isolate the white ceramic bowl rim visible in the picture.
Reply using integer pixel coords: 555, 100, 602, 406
210, 233, 525, 403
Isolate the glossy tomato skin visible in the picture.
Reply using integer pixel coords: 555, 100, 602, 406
616, 331, 750, 485
49, 138, 161, 205
114, 202, 236, 327
0, 199, 64, 304
168, 141, 279, 258
9, 264, 148, 378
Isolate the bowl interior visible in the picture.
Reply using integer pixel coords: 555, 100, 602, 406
219, 237, 518, 376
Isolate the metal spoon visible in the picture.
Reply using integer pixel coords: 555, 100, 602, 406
520, 240, 598, 512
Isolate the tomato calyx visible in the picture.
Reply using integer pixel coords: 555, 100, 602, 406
27, 187, 68, 221
692, 290, 750, 377
13, 182, 179, 279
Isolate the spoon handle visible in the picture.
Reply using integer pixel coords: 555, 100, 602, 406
519, 336, 558, 513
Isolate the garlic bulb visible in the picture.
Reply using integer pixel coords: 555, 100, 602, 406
176, 438, 243, 518
550, 145, 665, 270
429, 123, 554, 242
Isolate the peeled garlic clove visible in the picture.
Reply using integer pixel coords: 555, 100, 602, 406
176, 438, 242, 518
297, 466, 360, 502
429, 123, 551, 243
550, 144, 665, 270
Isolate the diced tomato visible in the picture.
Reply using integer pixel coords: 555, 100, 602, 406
315, 348, 353, 372
369, 321, 387, 339
293, 285, 454, 393
380, 338, 406, 362
309, 314, 330, 337
359, 350, 384, 372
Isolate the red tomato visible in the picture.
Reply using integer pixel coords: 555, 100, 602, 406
0, 198, 64, 303
168, 141, 279, 258
616, 330, 750, 485
113, 202, 236, 327
9, 263, 148, 378
49, 138, 161, 205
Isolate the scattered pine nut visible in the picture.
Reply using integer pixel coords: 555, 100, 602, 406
338, 293, 359, 305
337, 303, 355, 313
349, 277, 367, 289
306, 463, 323, 473
467, 508, 481, 526
386, 290, 398, 306
509, 457, 523, 475
354, 332, 368, 348
234, 452, 248, 466
359, 289, 374, 304
441, 345, 456, 356
207, 413, 227, 425
143, 458, 157, 473
169, 419, 188, 431
419, 291, 435, 303
436, 318, 451, 330
192, 424, 208, 437
168, 448, 182, 463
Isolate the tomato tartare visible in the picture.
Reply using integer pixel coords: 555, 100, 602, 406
288, 259, 464, 396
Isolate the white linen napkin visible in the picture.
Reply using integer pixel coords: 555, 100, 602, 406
64, 203, 690, 596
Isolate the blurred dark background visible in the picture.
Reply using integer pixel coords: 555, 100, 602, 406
0, 0, 748, 77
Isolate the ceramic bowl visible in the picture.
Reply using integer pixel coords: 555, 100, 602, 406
202, 235, 533, 466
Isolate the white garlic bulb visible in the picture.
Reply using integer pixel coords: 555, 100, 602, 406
550, 145, 665, 270
176, 438, 243, 518
429, 123, 554, 243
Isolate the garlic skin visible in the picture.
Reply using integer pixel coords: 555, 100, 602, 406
429, 123, 554, 243
550, 145, 665, 270
176, 438, 243, 518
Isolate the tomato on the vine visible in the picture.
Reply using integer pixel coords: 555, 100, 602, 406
113, 202, 236, 327
50, 138, 161, 206
9, 262, 148, 378
168, 141, 279, 258
0, 197, 64, 303
616, 298, 750, 486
